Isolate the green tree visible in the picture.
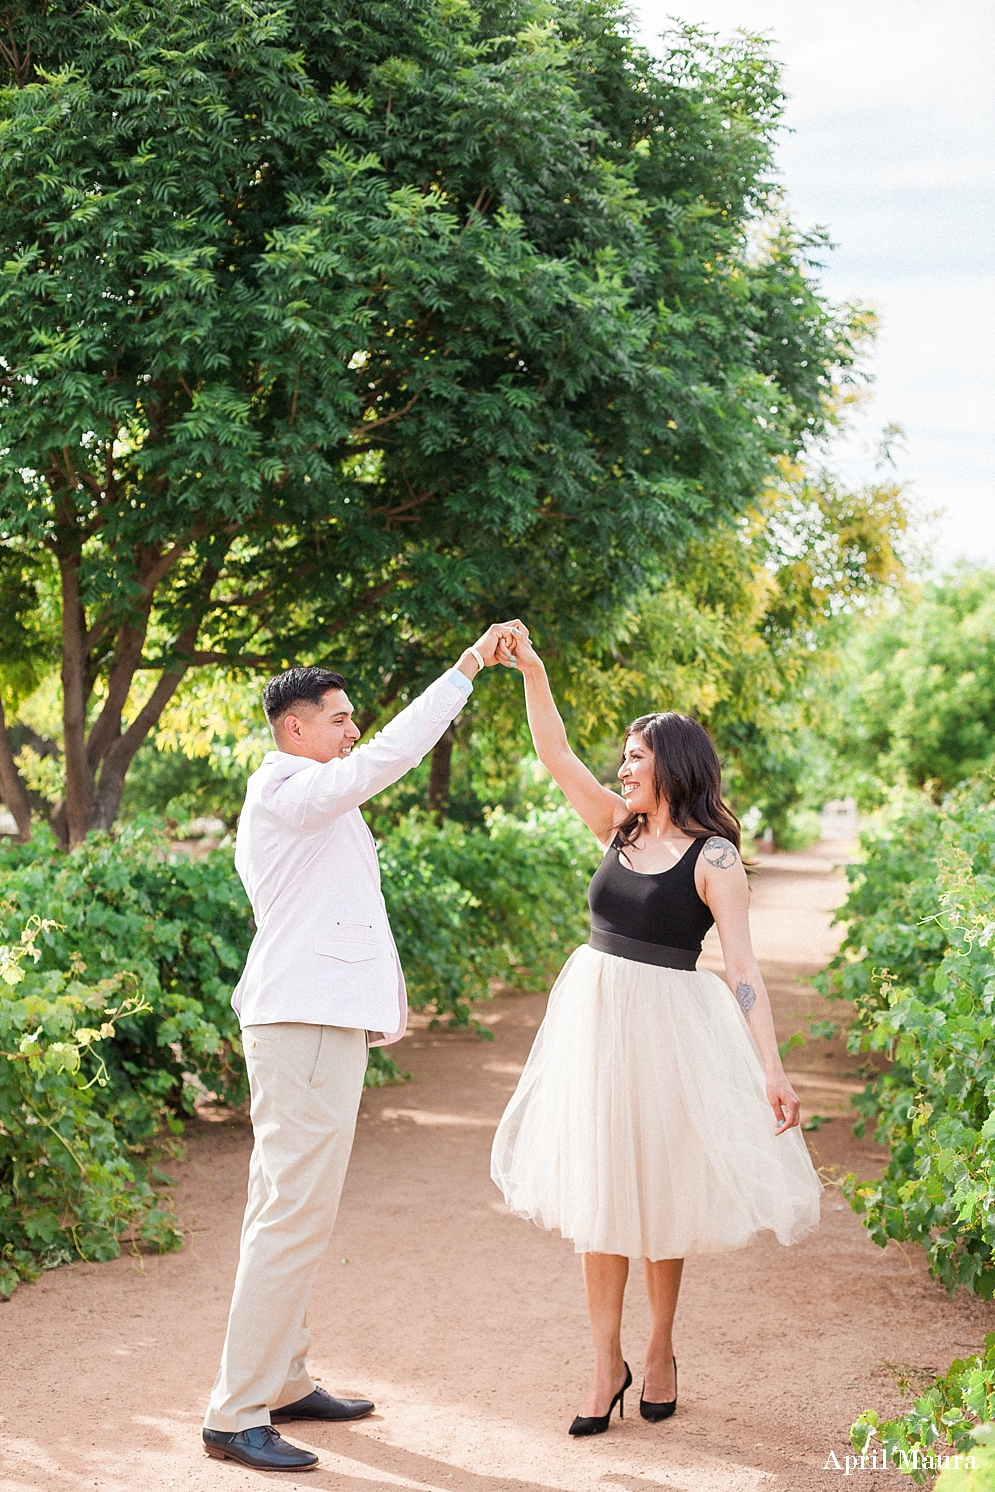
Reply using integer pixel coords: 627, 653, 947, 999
829, 570, 995, 800
0, 0, 861, 845
471, 458, 908, 840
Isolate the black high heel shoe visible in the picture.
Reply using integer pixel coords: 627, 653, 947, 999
569, 1362, 632, 1437
640, 1356, 677, 1422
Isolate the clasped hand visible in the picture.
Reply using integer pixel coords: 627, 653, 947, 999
471, 620, 532, 669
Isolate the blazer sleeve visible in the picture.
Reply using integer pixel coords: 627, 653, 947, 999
260, 669, 472, 831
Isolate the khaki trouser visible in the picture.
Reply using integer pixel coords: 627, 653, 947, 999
204, 1022, 368, 1433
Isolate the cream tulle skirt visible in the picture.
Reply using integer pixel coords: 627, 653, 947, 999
490, 945, 823, 1259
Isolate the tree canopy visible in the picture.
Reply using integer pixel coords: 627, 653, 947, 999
0, 0, 863, 843
827, 569, 995, 800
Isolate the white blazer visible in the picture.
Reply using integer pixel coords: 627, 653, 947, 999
231, 669, 472, 1043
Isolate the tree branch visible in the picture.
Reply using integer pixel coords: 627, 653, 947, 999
355, 674, 404, 736
0, 10, 34, 87
348, 392, 420, 443
367, 492, 433, 522
464, 183, 493, 228
156, 649, 277, 667
83, 538, 193, 655
84, 618, 151, 772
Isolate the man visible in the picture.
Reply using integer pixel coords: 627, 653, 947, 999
203, 626, 518, 1471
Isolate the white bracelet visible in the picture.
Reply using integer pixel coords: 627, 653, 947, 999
468, 646, 485, 672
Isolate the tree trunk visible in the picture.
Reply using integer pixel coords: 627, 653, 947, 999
0, 699, 33, 841
427, 724, 455, 824
91, 658, 192, 829
48, 546, 220, 844
57, 541, 94, 848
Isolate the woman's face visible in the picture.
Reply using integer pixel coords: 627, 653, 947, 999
617, 732, 658, 814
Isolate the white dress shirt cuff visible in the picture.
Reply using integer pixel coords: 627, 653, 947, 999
444, 666, 474, 699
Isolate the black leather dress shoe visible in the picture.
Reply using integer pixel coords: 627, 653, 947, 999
271, 1386, 375, 1423
203, 1425, 318, 1470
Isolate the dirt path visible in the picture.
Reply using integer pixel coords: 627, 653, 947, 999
3, 843, 992, 1491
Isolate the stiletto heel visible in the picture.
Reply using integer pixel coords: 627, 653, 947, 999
569, 1362, 632, 1437
640, 1356, 677, 1422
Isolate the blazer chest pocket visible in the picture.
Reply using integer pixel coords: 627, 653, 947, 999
313, 922, 378, 963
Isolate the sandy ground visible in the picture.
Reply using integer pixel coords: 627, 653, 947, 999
2, 841, 992, 1492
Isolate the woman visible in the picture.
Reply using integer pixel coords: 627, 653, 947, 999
491, 624, 822, 1436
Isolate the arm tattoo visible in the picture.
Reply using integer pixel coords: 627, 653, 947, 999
702, 835, 738, 869
736, 981, 756, 1016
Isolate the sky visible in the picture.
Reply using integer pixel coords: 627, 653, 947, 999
633, 0, 995, 570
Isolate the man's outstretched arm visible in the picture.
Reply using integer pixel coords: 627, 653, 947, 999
262, 624, 517, 829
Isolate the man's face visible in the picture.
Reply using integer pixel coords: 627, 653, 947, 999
274, 689, 361, 763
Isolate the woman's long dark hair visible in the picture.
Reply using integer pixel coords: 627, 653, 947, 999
615, 712, 741, 851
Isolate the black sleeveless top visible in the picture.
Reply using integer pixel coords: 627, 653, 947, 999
587, 836, 715, 969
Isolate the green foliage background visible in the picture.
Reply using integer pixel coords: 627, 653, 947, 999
0, 0, 862, 843
818, 784, 995, 1298
815, 775, 995, 1473
0, 0, 889, 1298
825, 570, 995, 804
851, 1336, 995, 1487
0, 803, 598, 1292
0, 917, 183, 1298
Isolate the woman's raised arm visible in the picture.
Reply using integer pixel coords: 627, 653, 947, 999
509, 624, 627, 845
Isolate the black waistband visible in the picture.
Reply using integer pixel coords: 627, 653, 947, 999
587, 927, 699, 970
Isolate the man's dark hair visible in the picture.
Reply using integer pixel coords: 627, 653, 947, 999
262, 666, 347, 725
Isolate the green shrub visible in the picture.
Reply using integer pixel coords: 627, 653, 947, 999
816, 787, 947, 1010
818, 784, 995, 1297
937, 1429, 995, 1492
0, 916, 182, 1296
381, 807, 601, 1032
0, 822, 252, 1145
0, 806, 599, 1284
851, 1337, 995, 1485
822, 788, 995, 1467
